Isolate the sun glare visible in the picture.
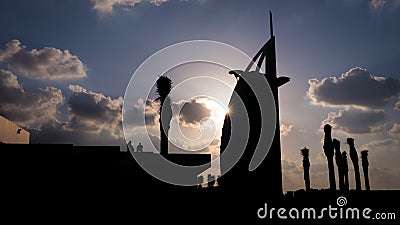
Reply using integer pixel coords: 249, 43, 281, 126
203, 98, 229, 120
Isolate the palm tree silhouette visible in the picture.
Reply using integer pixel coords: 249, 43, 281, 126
323, 124, 336, 190
361, 150, 370, 191
333, 139, 345, 191
156, 76, 173, 157
301, 147, 311, 191
347, 138, 361, 191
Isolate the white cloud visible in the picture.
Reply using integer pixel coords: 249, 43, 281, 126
394, 98, 400, 110
388, 123, 400, 136
369, 0, 387, 10
91, 0, 168, 14
0, 40, 87, 80
307, 67, 400, 109
123, 98, 160, 129
280, 123, 293, 136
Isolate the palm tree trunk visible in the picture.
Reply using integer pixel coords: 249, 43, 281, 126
342, 151, 349, 191
323, 124, 336, 191
361, 150, 370, 191
333, 139, 345, 191
160, 116, 168, 156
363, 166, 370, 191
327, 157, 336, 190
156, 76, 172, 157
301, 147, 310, 191
347, 138, 361, 191
353, 162, 362, 191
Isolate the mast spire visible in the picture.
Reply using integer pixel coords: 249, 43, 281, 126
269, 10, 274, 38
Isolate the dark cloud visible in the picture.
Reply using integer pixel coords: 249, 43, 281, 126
0, 40, 86, 80
322, 108, 385, 134
0, 72, 124, 146
361, 138, 399, 152
0, 69, 24, 103
177, 99, 211, 125
67, 85, 123, 138
0, 69, 64, 128
30, 121, 125, 147
308, 67, 400, 109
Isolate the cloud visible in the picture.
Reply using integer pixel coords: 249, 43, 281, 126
360, 138, 399, 152
0, 69, 64, 129
30, 84, 125, 146
0, 40, 87, 80
177, 98, 211, 126
359, 139, 400, 189
91, 0, 168, 14
282, 159, 305, 191
394, 98, 400, 110
0, 71, 124, 146
123, 98, 159, 129
280, 123, 293, 136
388, 123, 400, 136
30, 121, 126, 147
67, 85, 123, 138
369, 167, 400, 189
282, 159, 302, 175
322, 108, 385, 134
308, 67, 400, 109
369, 0, 387, 9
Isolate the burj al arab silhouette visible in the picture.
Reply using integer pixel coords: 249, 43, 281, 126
220, 11, 290, 200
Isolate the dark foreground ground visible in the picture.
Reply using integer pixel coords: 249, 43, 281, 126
1, 144, 399, 224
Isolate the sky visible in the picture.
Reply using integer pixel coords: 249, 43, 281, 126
1, 0, 400, 191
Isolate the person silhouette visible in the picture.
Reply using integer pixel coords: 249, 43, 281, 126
127, 141, 134, 152
137, 143, 143, 152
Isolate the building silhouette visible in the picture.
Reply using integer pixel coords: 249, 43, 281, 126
220, 11, 290, 200
0, 115, 29, 144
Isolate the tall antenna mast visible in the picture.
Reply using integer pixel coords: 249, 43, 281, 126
269, 10, 274, 38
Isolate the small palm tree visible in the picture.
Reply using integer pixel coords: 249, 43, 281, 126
323, 124, 336, 190
301, 147, 311, 191
156, 76, 172, 156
